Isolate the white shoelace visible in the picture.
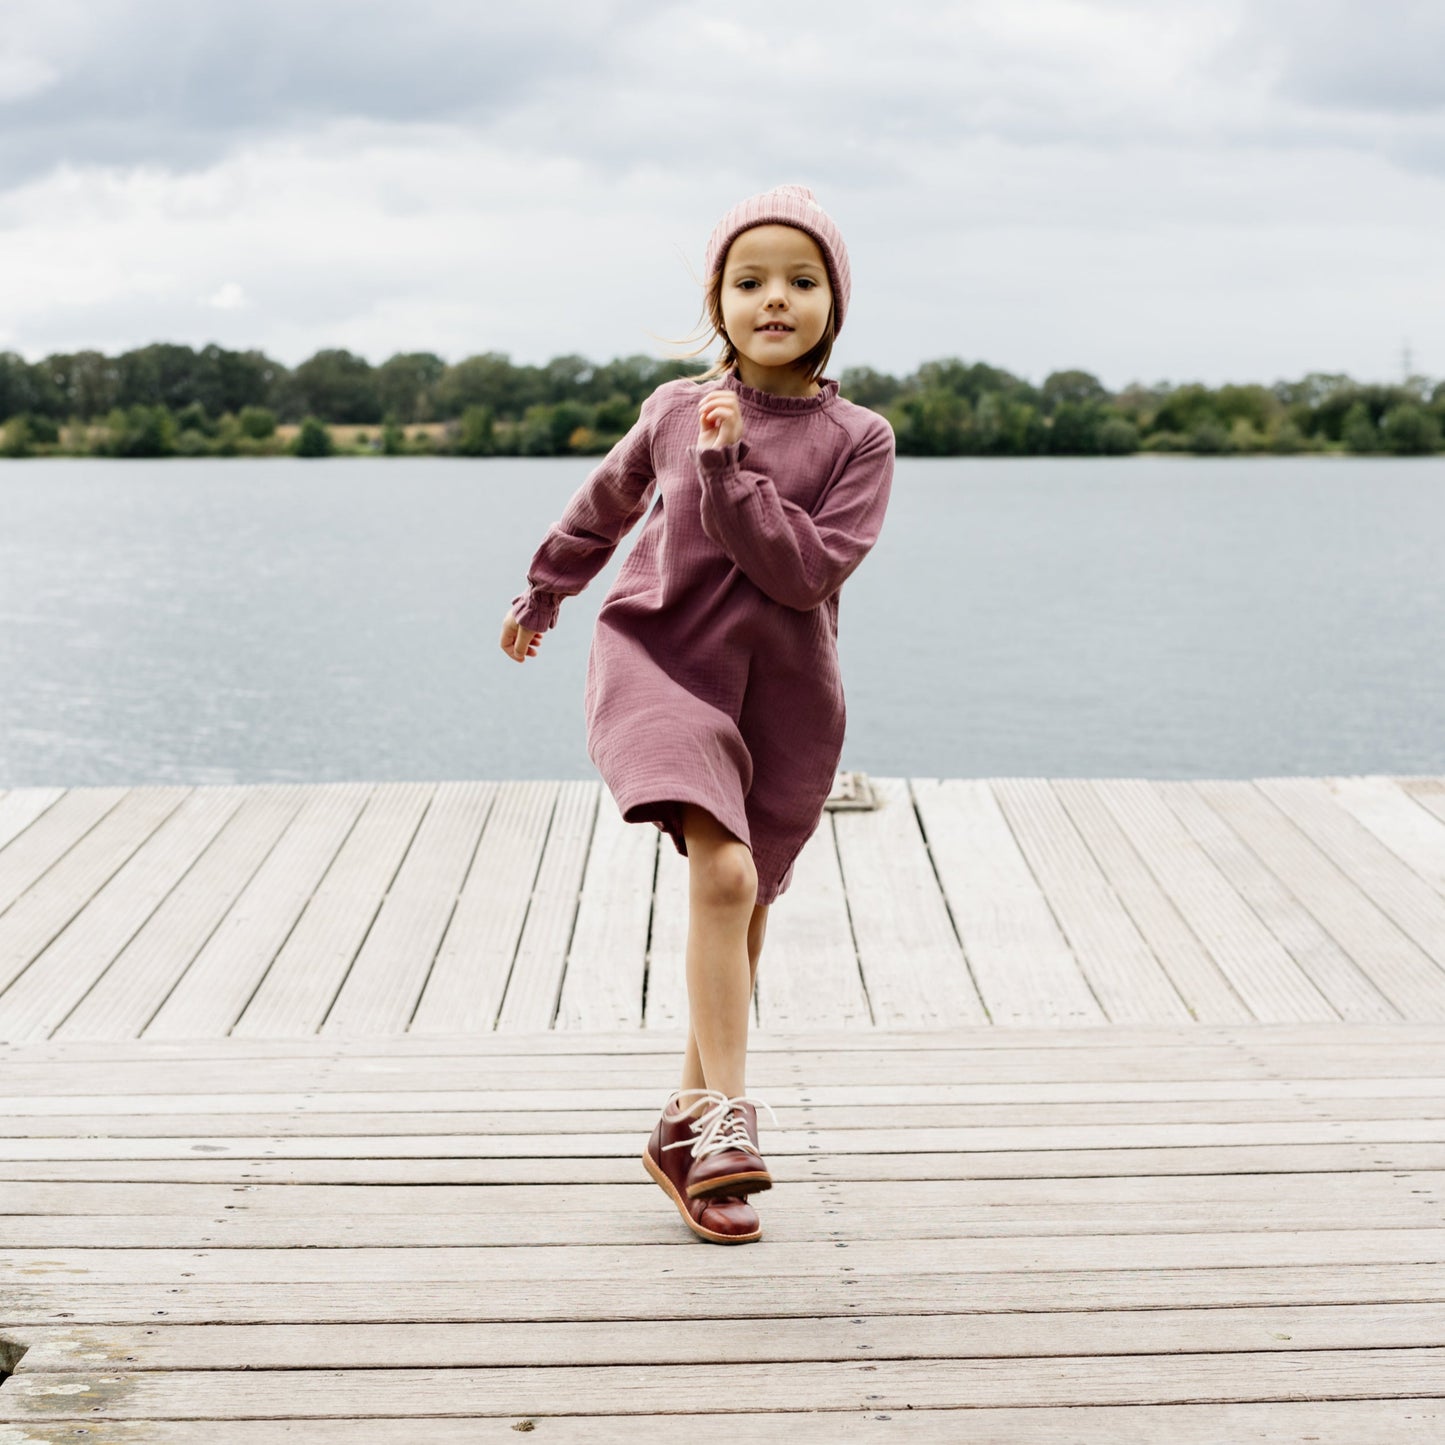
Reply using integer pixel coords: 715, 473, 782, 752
661, 1087, 779, 1162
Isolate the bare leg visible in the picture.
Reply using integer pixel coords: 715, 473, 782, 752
679, 898, 769, 1098
673, 803, 760, 1104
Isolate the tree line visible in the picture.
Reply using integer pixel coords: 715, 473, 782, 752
1, 343, 1442, 458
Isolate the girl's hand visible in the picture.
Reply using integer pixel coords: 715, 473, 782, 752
698, 390, 743, 449
501, 609, 543, 663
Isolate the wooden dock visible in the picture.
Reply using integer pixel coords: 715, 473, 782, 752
2, 774, 1444, 1436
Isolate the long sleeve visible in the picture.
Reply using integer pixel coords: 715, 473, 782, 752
508, 389, 661, 633
689, 417, 895, 612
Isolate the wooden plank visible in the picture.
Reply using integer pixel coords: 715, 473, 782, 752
1094, 779, 1336, 1020
7, 1092, 1445, 1140
0, 1403, 1435, 1444
13, 1301, 1445, 1371
4, 1231, 1441, 1288
320, 781, 494, 1036
641, 825, 692, 1027
1156, 780, 1401, 1021
0, 786, 249, 1039
8, 1035, 1445, 1093
3, 1348, 1443, 1421
9, 1139, 1442, 1186
7, 1169, 1433, 1217
0, 786, 128, 914
142, 783, 372, 1037
12, 1018, 1445, 1062
1196, 780, 1445, 1018
913, 779, 1105, 1025
993, 779, 1190, 1022
1257, 777, 1445, 974
54, 785, 309, 1040
1051, 780, 1252, 1021
822, 776, 983, 1026
4, 1117, 1444, 1162
0, 785, 66, 853
495, 780, 600, 1031
231, 782, 432, 1037
4, 1187, 1440, 1246
7, 1072, 1445, 1117
553, 786, 654, 1030
756, 815, 871, 1029
5, 1263, 1442, 1327
410, 779, 558, 1033
0, 787, 191, 999
1327, 775, 1445, 898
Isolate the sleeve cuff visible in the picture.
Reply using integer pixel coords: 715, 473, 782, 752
689, 438, 750, 481
510, 588, 560, 633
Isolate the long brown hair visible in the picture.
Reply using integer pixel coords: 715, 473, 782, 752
649, 230, 838, 387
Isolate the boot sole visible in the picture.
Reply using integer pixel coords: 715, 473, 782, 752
643, 1147, 762, 1244
686, 1167, 772, 1199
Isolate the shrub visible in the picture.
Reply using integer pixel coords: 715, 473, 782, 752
1381, 403, 1441, 455
25, 413, 60, 445
1271, 420, 1305, 454
454, 404, 496, 456
109, 404, 176, 458
1341, 400, 1379, 454
294, 415, 333, 457
381, 416, 406, 455
1096, 416, 1140, 454
175, 401, 214, 436
1188, 419, 1231, 454
238, 405, 277, 439
2, 415, 34, 457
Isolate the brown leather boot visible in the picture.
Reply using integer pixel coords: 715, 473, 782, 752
643, 1089, 762, 1244
678, 1092, 778, 1200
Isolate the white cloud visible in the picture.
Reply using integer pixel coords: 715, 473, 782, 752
0, 48, 58, 103
2, 0, 1443, 387
207, 282, 248, 311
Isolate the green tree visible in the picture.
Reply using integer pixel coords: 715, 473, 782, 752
1341, 400, 1379, 454
1048, 400, 1104, 454
894, 388, 971, 455
1272, 420, 1305, 453
1, 415, 34, 457
453, 405, 496, 456
0, 351, 41, 420
1097, 416, 1140, 454
593, 394, 640, 436
294, 415, 333, 457
380, 414, 406, 455
175, 401, 214, 436
238, 406, 276, 439
1381, 404, 1441, 455
108, 404, 177, 458
1041, 369, 1108, 413
377, 352, 446, 422
289, 349, 380, 423
1188, 418, 1231, 454
518, 401, 591, 455
837, 365, 900, 410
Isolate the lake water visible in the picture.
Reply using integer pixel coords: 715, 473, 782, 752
1, 456, 1442, 788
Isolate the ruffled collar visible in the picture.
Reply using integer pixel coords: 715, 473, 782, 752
718, 366, 840, 414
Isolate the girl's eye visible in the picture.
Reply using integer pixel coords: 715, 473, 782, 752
738, 278, 816, 289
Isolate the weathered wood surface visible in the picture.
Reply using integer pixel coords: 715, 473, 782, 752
0, 774, 1442, 1038
1, 1025, 1443, 1436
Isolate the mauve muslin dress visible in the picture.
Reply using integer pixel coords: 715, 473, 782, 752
509, 366, 895, 905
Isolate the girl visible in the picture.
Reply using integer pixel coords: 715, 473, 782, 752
500, 183, 895, 1245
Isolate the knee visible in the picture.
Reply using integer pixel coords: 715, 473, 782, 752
690, 841, 758, 911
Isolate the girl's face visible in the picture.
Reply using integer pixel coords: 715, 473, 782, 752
719, 224, 833, 383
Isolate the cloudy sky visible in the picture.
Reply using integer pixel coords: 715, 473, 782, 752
2, 0, 1442, 390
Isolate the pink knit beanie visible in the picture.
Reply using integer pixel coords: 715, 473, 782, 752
704, 182, 852, 336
